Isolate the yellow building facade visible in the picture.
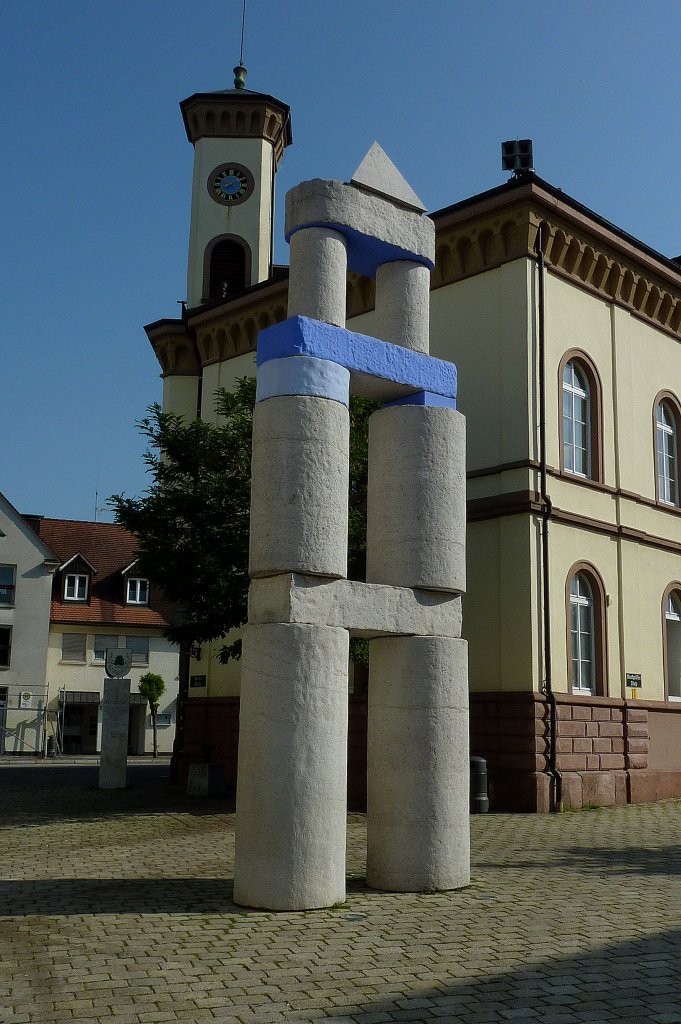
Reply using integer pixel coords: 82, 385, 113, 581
148, 76, 681, 809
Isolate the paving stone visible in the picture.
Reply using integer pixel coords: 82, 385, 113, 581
4, 765, 681, 1024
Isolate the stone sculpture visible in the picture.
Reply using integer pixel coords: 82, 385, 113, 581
234, 144, 469, 910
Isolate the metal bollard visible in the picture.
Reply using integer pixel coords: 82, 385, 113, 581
470, 756, 489, 813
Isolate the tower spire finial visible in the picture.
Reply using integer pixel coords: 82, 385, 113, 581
234, 0, 247, 89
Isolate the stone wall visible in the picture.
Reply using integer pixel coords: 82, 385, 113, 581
471, 691, 681, 812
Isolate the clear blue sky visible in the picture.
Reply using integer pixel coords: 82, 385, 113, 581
3, 0, 680, 522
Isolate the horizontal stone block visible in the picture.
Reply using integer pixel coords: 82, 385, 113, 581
627, 738, 649, 754
592, 707, 611, 721
248, 573, 462, 638
573, 738, 593, 753
593, 738, 612, 754
626, 709, 648, 723
258, 316, 456, 405
586, 754, 600, 770
585, 722, 599, 737
599, 753, 626, 769
627, 723, 649, 739
571, 706, 593, 721
627, 754, 649, 771
612, 738, 625, 753
560, 754, 588, 771
560, 721, 587, 737
285, 178, 435, 276
598, 722, 624, 738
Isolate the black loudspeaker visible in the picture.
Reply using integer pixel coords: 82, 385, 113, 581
501, 139, 534, 174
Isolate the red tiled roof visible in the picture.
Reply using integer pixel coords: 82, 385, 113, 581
33, 518, 176, 629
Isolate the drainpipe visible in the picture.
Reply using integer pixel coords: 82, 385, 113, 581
536, 225, 563, 812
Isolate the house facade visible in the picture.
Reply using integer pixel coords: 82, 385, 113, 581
147, 71, 681, 809
0, 492, 58, 754
2, 511, 180, 756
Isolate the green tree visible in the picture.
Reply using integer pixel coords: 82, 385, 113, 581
138, 672, 166, 758
110, 378, 375, 664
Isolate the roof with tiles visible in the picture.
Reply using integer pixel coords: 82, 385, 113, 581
28, 517, 175, 629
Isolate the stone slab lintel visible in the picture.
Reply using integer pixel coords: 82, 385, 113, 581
248, 573, 462, 638
257, 317, 457, 403
285, 179, 434, 277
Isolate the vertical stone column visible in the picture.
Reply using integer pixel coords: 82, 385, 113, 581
374, 261, 431, 353
366, 635, 469, 891
234, 622, 349, 910
366, 404, 466, 592
99, 678, 130, 790
287, 227, 348, 327
249, 394, 349, 579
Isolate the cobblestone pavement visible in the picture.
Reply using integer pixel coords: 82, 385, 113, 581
2, 765, 681, 1024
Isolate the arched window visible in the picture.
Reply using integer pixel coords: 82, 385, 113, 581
205, 238, 249, 302
559, 353, 603, 482
664, 587, 681, 700
562, 361, 590, 476
566, 564, 606, 695
570, 573, 594, 693
655, 397, 680, 506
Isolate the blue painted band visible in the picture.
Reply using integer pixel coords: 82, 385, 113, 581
285, 221, 434, 278
256, 355, 350, 406
383, 390, 457, 410
257, 316, 457, 400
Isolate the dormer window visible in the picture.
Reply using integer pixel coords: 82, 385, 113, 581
127, 577, 149, 605
64, 573, 89, 602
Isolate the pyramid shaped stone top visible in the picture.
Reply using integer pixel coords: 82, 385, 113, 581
350, 142, 427, 214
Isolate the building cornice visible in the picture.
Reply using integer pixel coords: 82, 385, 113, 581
430, 178, 681, 338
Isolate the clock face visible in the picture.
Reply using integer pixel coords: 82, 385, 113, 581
207, 162, 254, 207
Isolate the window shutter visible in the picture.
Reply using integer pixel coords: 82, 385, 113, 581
126, 635, 149, 665
62, 633, 87, 663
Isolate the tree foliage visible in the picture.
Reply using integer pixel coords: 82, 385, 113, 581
138, 672, 166, 711
110, 378, 375, 664
139, 672, 166, 760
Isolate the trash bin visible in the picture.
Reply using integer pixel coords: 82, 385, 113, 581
470, 755, 489, 813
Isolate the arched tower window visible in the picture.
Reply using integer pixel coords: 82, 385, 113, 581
664, 586, 681, 700
559, 351, 603, 481
207, 239, 247, 301
566, 563, 607, 695
655, 395, 681, 506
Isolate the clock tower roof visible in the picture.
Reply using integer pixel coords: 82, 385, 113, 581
180, 80, 292, 164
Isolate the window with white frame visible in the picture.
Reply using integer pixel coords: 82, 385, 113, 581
656, 401, 679, 506
126, 577, 149, 605
665, 591, 681, 700
64, 573, 89, 602
61, 633, 87, 663
94, 634, 118, 662
570, 573, 595, 694
563, 361, 591, 477
0, 626, 11, 668
125, 635, 149, 665
0, 565, 16, 606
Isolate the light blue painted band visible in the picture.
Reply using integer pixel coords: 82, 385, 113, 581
257, 316, 457, 401
383, 390, 457, 409
256, 355, 350, 406
285, 221, 434, 278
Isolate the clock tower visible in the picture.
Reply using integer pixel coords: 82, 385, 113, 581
181, 65, 292, 309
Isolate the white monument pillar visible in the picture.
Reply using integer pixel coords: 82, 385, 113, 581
287, 227, 348, 326
374, 260, 431, 353
366, 635, 470, 891
234, 622, 349, 910
249, 394, 349, 580
99, 678, 130, 789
